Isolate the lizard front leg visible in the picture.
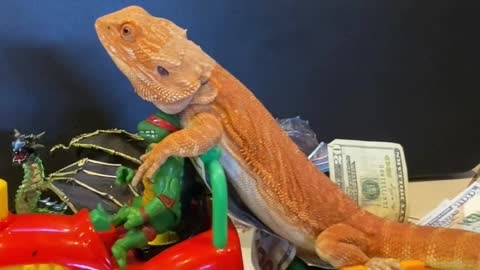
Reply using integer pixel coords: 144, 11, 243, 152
316, 223, 402, 270
131, 111, 222, 186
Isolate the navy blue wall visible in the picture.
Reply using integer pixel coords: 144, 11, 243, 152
0, 0, 479, 198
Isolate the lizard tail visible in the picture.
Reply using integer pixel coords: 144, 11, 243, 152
371, 219, 480, 269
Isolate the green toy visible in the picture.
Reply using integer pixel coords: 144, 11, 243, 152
101, 111, 184, 269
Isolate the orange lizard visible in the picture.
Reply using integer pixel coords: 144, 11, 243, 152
95, 6, 480, 270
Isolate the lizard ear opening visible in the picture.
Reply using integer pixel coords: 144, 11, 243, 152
191, 84, 217, 105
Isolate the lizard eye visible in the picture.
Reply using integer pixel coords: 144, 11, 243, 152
157, 66, 170, 77
122, 27, 131, 35
120, 23, 135, 42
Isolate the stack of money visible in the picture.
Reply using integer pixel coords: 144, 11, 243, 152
417, 182, 480, 233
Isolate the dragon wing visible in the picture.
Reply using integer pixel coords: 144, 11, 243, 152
44, 129, 148, 214
50, 129, 147, 167
45, 158, 140, 214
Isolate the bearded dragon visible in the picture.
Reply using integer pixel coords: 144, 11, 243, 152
95, 6, 480, 270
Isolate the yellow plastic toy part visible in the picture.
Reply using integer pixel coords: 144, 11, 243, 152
400, 260, 427, 270
340, 260, 429, 270
0, 178, 8, 220
147, 230, 179, 246
0, 264, 69, 270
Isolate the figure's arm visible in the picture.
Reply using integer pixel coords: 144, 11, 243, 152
132, 111, 222, 186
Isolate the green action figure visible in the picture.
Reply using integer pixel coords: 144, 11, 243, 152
92, 111, 185, 269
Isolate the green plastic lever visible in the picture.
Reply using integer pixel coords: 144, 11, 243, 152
200, 147, 228, 249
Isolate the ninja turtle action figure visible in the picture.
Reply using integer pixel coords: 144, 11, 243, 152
92, 111, 186, 269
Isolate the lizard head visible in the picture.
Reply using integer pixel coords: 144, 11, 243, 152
95, 6, 217, 114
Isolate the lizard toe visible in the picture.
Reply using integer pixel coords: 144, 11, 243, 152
145, 166, 159, 179
132, 152, 166, 186
131, 166, 147, 187
140, 153, 150, 161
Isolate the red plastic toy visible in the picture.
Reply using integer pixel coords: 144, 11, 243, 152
0, 179, 243, 270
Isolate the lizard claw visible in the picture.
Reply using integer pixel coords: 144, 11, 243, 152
131, 162, 148, 187
145, 163, 161, 179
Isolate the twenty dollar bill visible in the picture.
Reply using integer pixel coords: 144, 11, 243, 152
328, 139, 409, 222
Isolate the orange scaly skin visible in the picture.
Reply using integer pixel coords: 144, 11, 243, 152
95, 6, 480, 270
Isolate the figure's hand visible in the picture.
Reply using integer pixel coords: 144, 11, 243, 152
123, 207, 146, 230
131, 145, 168, 187
112, 206, 146, 230
112, 206, 130, 227
115, 166, 136, 187
90, 204, 114, 232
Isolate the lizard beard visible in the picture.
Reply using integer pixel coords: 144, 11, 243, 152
150, 82, 217, 114
152, 95, 193, 114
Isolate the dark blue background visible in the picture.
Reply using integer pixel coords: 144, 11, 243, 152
0, 0, 479, 199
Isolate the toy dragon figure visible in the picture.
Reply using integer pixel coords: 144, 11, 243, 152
12, 129, 69, 214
